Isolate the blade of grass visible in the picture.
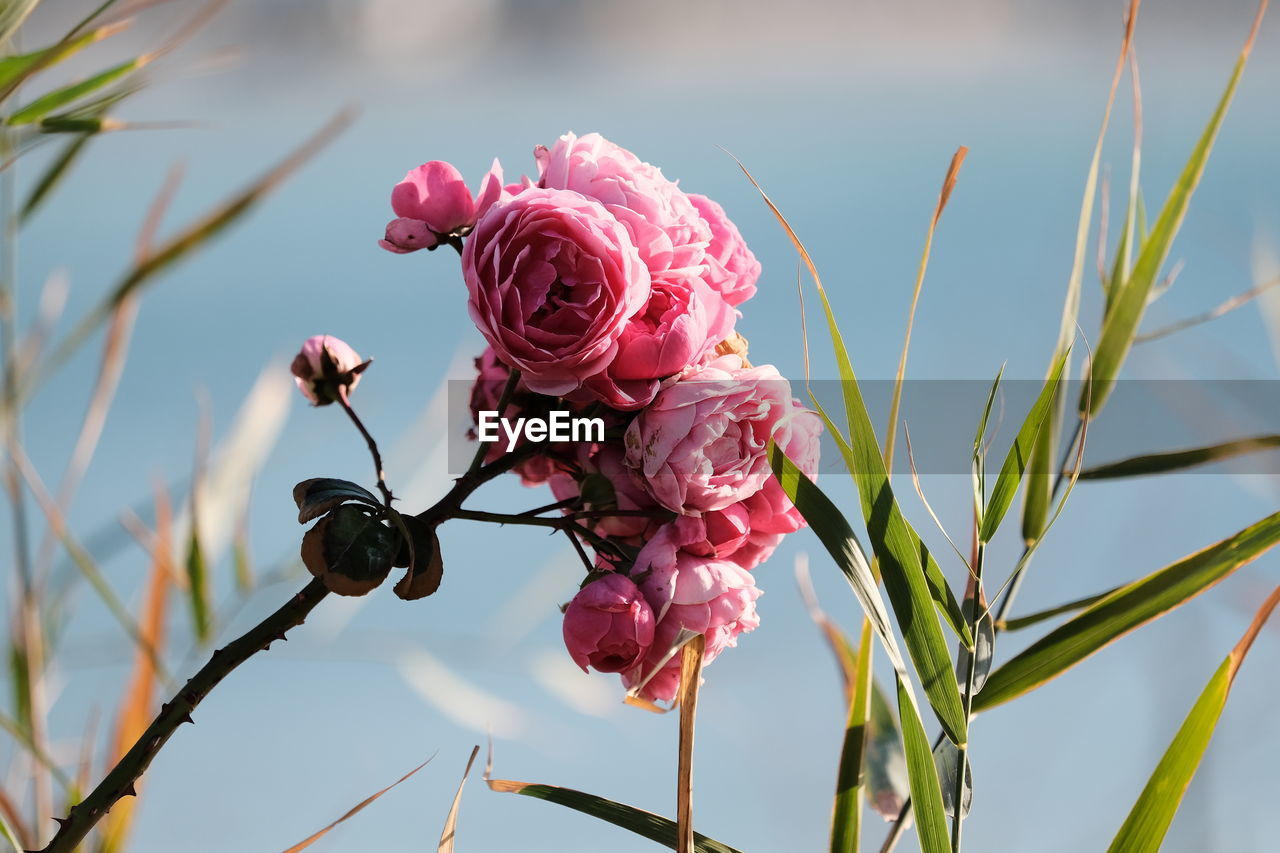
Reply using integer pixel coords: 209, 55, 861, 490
978, 349, 1068, 543
6, 54, 152, 125
1084, 0, 1268, 416
976, 508, 1280, 711
98, 482, 175, 853
185, 397, 212, 644
0, 21, 130, 93
28, 108, 353, 398
1024, 0, 1138, 544
741, 157, 968, 743
883, 146, 967, 469
894, 677, 949, 853
486, 761, 743, 853
772, 445, 906, 677
1078, 435, 1280, 479
436, 745, 480, 853
281, 757, 433, 853
0, 0, 40, 50
19, 131, 92, 221
0, 812, 20, 853
794, 555, 872, 852
1135, 274, 1280, 343
832, 618, 873, 853
995, 586, 1120, 632
11, 445, 169, 681
676, 634, 705, 853
1106, 586, 1280, 853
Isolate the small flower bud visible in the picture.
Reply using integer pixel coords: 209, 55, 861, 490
291, 335, 366, 406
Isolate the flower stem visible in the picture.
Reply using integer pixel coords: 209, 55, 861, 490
337, 388, 392, 507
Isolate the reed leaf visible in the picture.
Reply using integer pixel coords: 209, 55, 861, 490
6, 55, 147, 125
281, 758, 432, 852
1023, 0, 1138, 543
1106, 587, 1280, 853
742, 158, 968, 743
979, 349, 1068, 543
437, 746, 480, 853
895, 678, 949, 853
485, 777, 743, 853
976, 509, 1280, 710
0, 20, 128, 95
1083, 0, 1268, 416
1078, 435, 1280, 479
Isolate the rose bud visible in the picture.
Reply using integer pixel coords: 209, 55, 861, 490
379, 159, 507, 253
562, 572, 655, 674
291, 335, 367, 406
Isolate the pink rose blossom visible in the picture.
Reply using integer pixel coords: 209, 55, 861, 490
463, 186, 650, 398
380, 159, 506, 253
580, 278, 736, 410
568, 443, 666, 540
290, 335, 365, 406
689, 193, 761, 307
623, 355, 794, 515
562, 572, 656, 674
621, 524, 761, 702
536, 133, 712, 294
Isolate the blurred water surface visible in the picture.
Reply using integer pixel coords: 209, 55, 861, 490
7, 1, 1280, 851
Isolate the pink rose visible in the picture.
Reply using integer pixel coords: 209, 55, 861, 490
380, 159, 506, 253
290, 335, 366, 406
463, 187, 650, 398
688, 194, 761, 307
569, 443, 666, 540
621, 524, 761, 702
535, 133, 711, 292
562, 572, 656, 674
580, 278, 736, 410
623, 355, 794, 515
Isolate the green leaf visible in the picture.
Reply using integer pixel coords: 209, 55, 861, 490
932, 738, 971, 820
27, 110, 352, 399
20, 130, 92, 222
0, 19, 127, 95
895, 678, 950, 853
1106, 587, 1280, 853
293, 477, 382, 524
0, 0, 39, 49
1079, 435, 1280, 479
487, 781, 743, 853
184, 522, 211, 644
771, 445, 908, 678
865, 677, 909, 820
996, 586, 1120, 632
975, 509, 1280, 711
742, 158, 968, 744
1024, 3, 1138, 545
980, 349, 1068, 542
5, 54, 146, 125
0, 810, 20, 853
831, 620, 872, 853
1083, 6, 1266, 416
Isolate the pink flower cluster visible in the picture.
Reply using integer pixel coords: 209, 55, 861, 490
382, 133, 819, 702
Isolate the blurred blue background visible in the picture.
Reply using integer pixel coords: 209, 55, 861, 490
6, 0, 1280, 850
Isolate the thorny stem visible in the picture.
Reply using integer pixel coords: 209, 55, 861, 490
39, 441, 547, 852
337, 388, 392, 507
